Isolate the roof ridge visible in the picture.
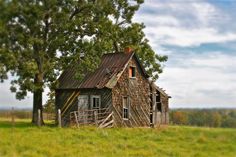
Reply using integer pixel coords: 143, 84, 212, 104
103, 51, 134, 56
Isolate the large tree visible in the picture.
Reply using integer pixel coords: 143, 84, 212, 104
0, 0, 167, 124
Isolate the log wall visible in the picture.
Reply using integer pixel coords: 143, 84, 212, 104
112, 58, 151, 127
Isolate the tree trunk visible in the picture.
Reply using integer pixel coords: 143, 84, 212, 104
32, 73, 44, 125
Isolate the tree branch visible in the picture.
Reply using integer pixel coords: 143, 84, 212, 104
113, 40, 119, 52
69, 6, 89, 20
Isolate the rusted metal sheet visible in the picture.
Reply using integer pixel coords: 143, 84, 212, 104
79, 52, 134, 89
57, 66, 81, 89
57, 52, 148, 89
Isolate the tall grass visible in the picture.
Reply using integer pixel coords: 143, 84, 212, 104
0, 119, 235, 157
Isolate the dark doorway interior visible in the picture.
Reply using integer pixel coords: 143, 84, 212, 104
156, 91, 162, 112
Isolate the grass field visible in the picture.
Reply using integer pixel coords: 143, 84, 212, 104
0, 118, 235, 157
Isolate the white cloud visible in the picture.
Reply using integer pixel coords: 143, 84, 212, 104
157, 52, 236, 108
189, 52, 235, 70
133, 1, 236, 108
137, 15, 180, 27
191, 2, 224, 26
148, 27, 236, 47
134, 0, 236, 47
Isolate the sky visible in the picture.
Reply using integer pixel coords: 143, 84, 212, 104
0, 0, 236, 109
133, 0, 236, 108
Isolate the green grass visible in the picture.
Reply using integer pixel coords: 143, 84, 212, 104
0, 119, 235, 157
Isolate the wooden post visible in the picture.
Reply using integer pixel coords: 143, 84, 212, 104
58, 109, 62, 128
157, 111, 161, 128
11, 107, 15, 127
37, 109, 41, 126
69, 112, 72, 126
152, 83, 157, 128
94, 110, 98, 126
74, 111, 79, 127
83, 111, 85, 124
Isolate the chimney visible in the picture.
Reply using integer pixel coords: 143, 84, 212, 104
124, 47, 133, 53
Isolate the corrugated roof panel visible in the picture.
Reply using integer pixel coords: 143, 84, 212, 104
57, 52, 134, 89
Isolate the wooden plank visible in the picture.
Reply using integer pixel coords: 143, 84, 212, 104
99, 120, 114, 128
58, 109, 62, 128
112, 104, 127, 127
106, 124, 114, 128
129, 113, 138, 126
94, 110, 98, 126
130, 106, 144, 126
140, 105, 150, 123
69, 107, 111, 126
61, 91, 76, 111
99, 112, 113, 127
74, 111, 79, 127
62, 92, 80, 116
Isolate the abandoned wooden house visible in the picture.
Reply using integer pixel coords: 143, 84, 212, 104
55, 49, 170, 128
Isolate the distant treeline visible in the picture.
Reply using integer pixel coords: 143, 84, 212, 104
0, 110, 31, 119
170, 109, 236, 128
1, 108, 236, 128
0, 110, 55, 120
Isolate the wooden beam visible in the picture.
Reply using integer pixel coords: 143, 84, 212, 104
99, 120, 114, 128
58, 109, 62, 128
99, 112, 113, 127
62, 92, 80, 116
61, 91, 76, 111
74, 111, 79, 127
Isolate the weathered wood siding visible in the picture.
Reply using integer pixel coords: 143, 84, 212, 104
151, 88, 169, 126
79, 88, 112, 109
55, 89, 79, 126
112, 57, 151, 127
56, 88, 112, 126
160, 93, 169, 124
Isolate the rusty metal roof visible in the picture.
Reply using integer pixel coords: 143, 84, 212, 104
57, 52, 148, 89
57, 64, 81, 89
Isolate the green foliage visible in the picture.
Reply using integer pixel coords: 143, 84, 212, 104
0, 119, 236, 157
0, 0, 167, 101
170, 111, 188, 125
170, 109, 236, 128
222, 117, 236, 128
